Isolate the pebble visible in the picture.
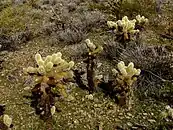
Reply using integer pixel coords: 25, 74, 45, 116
94, 98, 99, 102
131, 127, 138, 129
150, 112, 154, 116
127, 113, 133, 117
23, 86, 31, 91
143, 113, 147, 116
119, 113, 123, 116
81, 98, 85, 101
148, 119, 156, 123
68, 113, 72, 116
126, 116, 131, 119
118, 116, 124, 119
73, 119, 79, 124
97, 63, 102, 68
83, 111, 87, 116
127, 122, 133, 127
94, 104, 98, 107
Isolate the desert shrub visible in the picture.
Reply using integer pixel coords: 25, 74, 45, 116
89, 0, 156, 20
58, 27, 84, 44
0, 27, 33, 51
0, 34, 13, 51
46, 1, 107, 45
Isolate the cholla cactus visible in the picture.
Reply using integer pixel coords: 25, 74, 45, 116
24, 52, 74, 96
25, 52, 74, 78
112, 61, 141, 86
136, 15, 148, 26
112, 61, 141, 108
107, 16, 139, 41
24, 52, 75, 121
84, 39, 103, 92
85, 39, 103, 55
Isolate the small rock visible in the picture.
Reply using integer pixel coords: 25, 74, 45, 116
23, 87, 31, 91
131, 127, 138, 129
68, 113, 72, 116
94, 98, 99, 102
126, 116, 131, 119
98, 104, 102, 108
97, 63, 102, 68
127, 113, 133, 117
148, 119, 156, 123
150, 112, 154, 116
118, 116, 124, 120
28, 111, 35, 115
98, 122, 103, 130
119, 113, 123, 116
88, 114, 92, 118
86, 124, 91, 129
73, 119, 79, 124
143, 113, 147, 116
83, 111, 87, 116
81, 98, 85, 102
127, 122, 133, 127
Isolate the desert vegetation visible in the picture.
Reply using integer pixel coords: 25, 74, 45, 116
0, 0, 173, 129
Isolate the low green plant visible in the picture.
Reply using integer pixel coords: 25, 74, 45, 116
106, 0, 155, 19
0, 3, 42, 36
